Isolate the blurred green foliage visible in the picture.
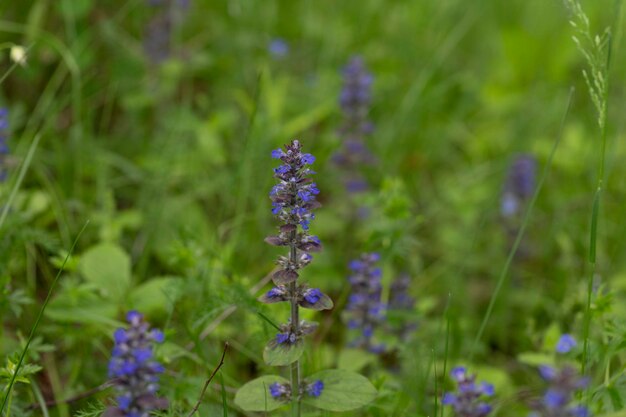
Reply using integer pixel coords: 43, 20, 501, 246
1, 0, 626, 416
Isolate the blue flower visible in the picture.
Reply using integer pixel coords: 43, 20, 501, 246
268, 382, 291, 400
306, 380, 324, 397
268, 38, 289, 58
271, 148, 284, 159
304, 288, 322, 304
276, 332, 298, 345
556, 334, 576, 354
301, 153, 315, 165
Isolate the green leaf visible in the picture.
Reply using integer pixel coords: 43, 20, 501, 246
517, 352, 554, 367
130, 277, 179, 315
303, 369, 377, 411
79, 243, 131, 300
337, 348, 376, 372
598, 411, 626, 417
263, 340, 304, 366
234, 375, 289, 412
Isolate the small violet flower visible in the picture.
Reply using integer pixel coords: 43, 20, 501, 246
443, 366, 494, 417
269, 38, 289, 58
556, 334, 577, 354
267, 380, 323, 401
269, 382, 291, 401
306, 380, 324, 397
107, 311, 167, 417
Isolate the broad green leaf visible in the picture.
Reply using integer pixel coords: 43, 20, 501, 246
303, 369, 377, 411
234, 375, 289, 412
130, 277, 180, 315
337, 348, 376, 372
263, 340, 304, 366
79, 243, 131, 300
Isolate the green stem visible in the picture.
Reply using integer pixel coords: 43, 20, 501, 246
5, 389, 12, 417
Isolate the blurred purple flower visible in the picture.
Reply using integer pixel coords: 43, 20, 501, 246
443, 366, 494, 417
501, 154, 537, 217
269, 38, 289, 58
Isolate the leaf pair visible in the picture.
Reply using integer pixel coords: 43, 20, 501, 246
234, 369, 377, 412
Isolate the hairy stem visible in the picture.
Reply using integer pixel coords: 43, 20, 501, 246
289, 235, 301, 417
289, 231, 300, 417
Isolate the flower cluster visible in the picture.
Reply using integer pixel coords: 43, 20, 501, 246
333, 56, 376, 193
345, 253, 385, 353
261, 140, 332, 399
107, 311, 166, 417
529, 334, 588, 417
501, 154, 537, 217
388, 273, 417, 340
269, 380, 324, 402
0, 108, 9, 182
443, 367, 495, 417
530, 365, 589, 417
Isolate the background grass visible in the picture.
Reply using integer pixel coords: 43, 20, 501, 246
1, 0, 626, 416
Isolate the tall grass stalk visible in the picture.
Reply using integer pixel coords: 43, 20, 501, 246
563, 0, 618, 376
0, 221, 89, 416
470, 88, 575, 359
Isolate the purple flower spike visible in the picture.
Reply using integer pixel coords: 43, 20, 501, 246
501, 154, 537, 217
345, 253, 386, 353
333, 56, 377, 193
262, 140, 330, 340
108, 311, 166, 416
